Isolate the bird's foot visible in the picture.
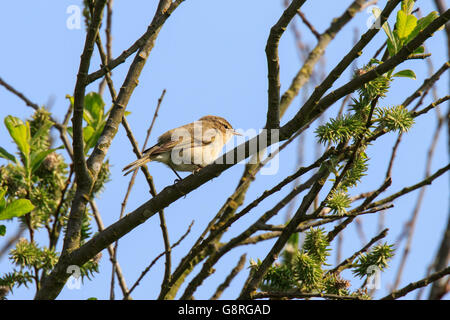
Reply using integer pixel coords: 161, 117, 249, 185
172, 179, 187, 198
193, 165, 204, 174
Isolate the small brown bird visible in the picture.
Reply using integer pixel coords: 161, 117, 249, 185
122, 115, 241, 178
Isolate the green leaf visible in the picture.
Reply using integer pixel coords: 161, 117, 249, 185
0, 225, 5, 236
393, 69, 416, 80
4, 116, 31, 159
407, 12, 438, 44
0, 188, 7, 212
401, 0, 414, 15
412, 46, 425, 54
396, 10, 417, 40
83, 126, 96, 153
0, 146, 17, 163
382, 22, 398, 56
84, 92, 105, 129
67, 126, 73, 138
0, 199, 35, 220
66, 94, 75, 107
83, 109, 95, 127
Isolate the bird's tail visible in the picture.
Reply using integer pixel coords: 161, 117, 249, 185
122, 156, 152, 176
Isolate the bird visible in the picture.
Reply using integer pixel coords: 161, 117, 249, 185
122, 115, 241, 179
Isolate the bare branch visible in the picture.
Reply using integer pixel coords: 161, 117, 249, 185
61, 0, 108, 257
381, 266, 450, 300
124, 220, 193, 299
86, 1, 184, 84
0, 77, 40, 111
89, 200, 130, 298
266, 0, 307, 129
369, 164, 450, 209
328, 228, 389, 275
296, 10, 320, 40
402, 61, 450, 107
211, 254, 247, 300
280, 0, 372, 116
252, 289, 363, 300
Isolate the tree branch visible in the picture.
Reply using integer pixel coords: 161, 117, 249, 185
265, 0, 307, 129
86, 1, 183, 84
211, 254, 247, 300
62, 0, 107, 254
328, 228, 389, 275
381, 266, 450, 300
252, 289, 363, 300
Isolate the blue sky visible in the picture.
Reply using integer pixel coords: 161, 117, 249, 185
0, 0, 448, 300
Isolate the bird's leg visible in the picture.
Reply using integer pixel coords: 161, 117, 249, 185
167, 164, 187, 197
167, 163, 183, 183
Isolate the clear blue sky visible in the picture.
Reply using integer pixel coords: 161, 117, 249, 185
0, 0, 448, 299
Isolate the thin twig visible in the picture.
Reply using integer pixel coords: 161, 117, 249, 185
392, 102, 447, 291
368, 164, 450, 210
296, 10, 321, 40
86, 1, 184, 84
49, 166, 74, 250
252, 289, 363, 300
124, 220, 194, 299
328, 228, 389, 275
265, 0, 307, 129
99, 0, 114, 96
89, 200, 130, 298
142, 89, 166, 150
381, 266, 450, 300
0, 77, 40, 110
211, 254, 247, 300
401, 61, 450, 107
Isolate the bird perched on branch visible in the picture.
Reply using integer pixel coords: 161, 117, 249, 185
122, 115, 241, 179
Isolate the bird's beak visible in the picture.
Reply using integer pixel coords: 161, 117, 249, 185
232, 130, 242, 136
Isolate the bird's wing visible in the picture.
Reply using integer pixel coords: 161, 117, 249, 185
150, 121, 218, 153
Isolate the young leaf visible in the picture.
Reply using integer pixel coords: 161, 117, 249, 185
382, 22, 398, 56
83, 126, 96, 153
393, 69, 416, 80
406, 12, 439, 44
66, 94, 75, 107
396, 10, 417, 41
0, 199, 35, 220
412, 46, 425, 55
0, 146, 17, 163
4, 116, 31, 159
401, 0, 414, 15
0, 188, 7, 212
67, 126, 73, 138
84, 92, 105, 129
0, 224, 5, 236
